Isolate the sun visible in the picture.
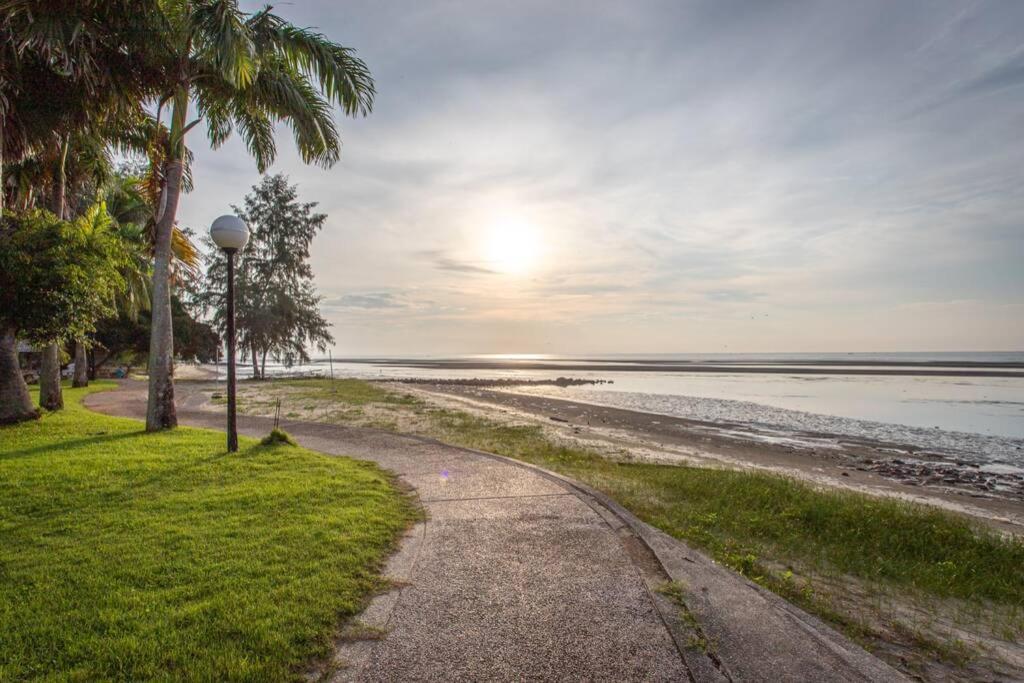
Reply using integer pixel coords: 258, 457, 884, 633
482, 215, 542, 274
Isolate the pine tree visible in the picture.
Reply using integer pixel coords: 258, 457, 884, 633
202, 174, 334, 379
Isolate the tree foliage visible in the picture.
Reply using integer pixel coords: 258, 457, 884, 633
201, 174, 333, 378
89, 295, 218, 378
0, 1, 160, 170
92, 300, 217, 369
89, 313, 149, 376
0, 204, 128, 344
170, 296, 220, 364
0, 1, 372, 426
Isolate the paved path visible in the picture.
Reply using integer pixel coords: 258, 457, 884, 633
87, 381, 904, 682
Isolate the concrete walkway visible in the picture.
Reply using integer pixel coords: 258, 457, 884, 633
87, 381, 904, 682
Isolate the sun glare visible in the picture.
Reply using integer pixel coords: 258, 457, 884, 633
482, 216, 542, 274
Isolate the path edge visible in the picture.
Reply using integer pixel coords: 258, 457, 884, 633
399, 432, 906, 681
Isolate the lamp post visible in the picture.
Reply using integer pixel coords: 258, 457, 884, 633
210, 215, 249, 452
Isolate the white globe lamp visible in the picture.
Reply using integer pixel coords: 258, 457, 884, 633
210, 214, 249, 252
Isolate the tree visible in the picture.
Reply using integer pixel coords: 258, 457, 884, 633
0, 205, 127, 423
169, 296, 220, 364
4, 128, 157, 400
89, 294, 218, 381
2, 3, 163, 399
201, 175, 333, 379
104, 164, 202, 309
139, 0, 374, 430
89, 313, 149, 378
83, 166, 211, 379
82, 168, 192, 386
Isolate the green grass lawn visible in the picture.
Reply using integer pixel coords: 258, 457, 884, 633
278, 378, 418, 406
0, 383, 415, 681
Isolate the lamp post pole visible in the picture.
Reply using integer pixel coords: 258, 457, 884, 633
210, 214, 249, 454
225, 247, 238, 452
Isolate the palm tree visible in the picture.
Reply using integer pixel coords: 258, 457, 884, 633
69, 174, 152, 388
140, 0, 374, 430
2, 130, 108, 406
70, 169, 201, 388
4, 119, 198, 394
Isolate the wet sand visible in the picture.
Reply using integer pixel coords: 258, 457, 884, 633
395, 382, 1024, 534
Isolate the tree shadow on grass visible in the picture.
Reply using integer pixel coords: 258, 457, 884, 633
2, 430, 243, 534
0, 427, 238, 493
0, 430, 144, 462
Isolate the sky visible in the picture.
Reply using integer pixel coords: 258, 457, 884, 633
178, 0, 1024, 355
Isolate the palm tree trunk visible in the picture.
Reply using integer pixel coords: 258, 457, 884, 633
72, 340, 89, 387
38, 139, 70, 412
0, 119, 4, 216
0, 326, 38, 424
51, 133, 69, 216
39, 343, 63, 411
145, 86, 193, 431
0, 130, 34, 425
145, 158, 183, 431
0, 127, 38, 425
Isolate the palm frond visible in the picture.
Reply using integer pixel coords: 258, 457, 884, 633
104, 173, 151, 228
171, 226, 201, 275
108, 210, 153, 318
191, 0, 257, 88
248, 13, 375, 117
195, 88, 234, 148
247, 58, 340, 168
229, 99, 276, 173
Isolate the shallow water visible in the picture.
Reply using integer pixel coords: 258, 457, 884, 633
502, 383, 1024, 465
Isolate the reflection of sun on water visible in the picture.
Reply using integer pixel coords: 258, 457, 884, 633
483, 215, 541, 274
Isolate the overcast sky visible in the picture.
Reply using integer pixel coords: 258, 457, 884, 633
179, 0, 1024, 355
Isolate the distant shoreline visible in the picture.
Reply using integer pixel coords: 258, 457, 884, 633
332, 358, 1024, 378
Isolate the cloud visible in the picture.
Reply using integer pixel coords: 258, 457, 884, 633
416, 250, 497, 275
322, 292, 408, 310
956, 54, 1024, 99
705, 290, 765, 303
